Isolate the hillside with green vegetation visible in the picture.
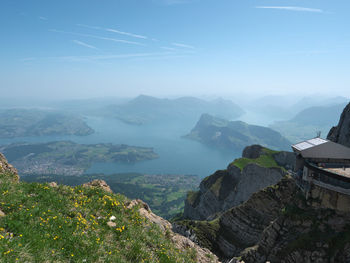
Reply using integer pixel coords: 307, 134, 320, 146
22, 173, 200, 219
0, 109, 94, 138
0, 141, 158, 176
185, 114, 291, 152
0, 154, 216, 263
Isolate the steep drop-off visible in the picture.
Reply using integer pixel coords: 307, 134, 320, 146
184, 145, 294, 221
328, 102, 350, 147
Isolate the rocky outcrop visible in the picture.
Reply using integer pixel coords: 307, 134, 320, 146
242, 145, 266, 159
184, 166, 240, 220
327, 102, 350, 147
184, 146, 288, 220
0, 152, 19, 182
243, 144, 295, 170
83, 179, 113, 193
237, 196, 350, 263
127, 199, 220, 263
180, 177, 297, 259
273, 150, 295, 170
224, 164, 286, 208
181, 176, 350, 262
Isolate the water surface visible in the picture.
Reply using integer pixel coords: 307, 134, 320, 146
0, 117, 239, 178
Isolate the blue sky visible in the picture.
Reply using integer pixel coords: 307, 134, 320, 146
1, 0, 350, 99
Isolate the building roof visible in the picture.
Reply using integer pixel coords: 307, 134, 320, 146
292, 138, 350, 160
292, 138, 328, 151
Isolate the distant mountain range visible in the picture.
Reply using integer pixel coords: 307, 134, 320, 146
270, 102, 348, 143
245, 95, 349, 120
0, 109, 94, 138
185, 114, 291, 152
104, 95, 244, 125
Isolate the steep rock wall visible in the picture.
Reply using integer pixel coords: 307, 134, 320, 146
327, 102, 350, 147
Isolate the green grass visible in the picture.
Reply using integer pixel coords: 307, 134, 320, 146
232, 154, 279, 171
0, 172, 199, 263
23, 173, 200, 219
230, 146, 281, 171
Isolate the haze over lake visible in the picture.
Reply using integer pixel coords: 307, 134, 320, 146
0, 116, 239, 178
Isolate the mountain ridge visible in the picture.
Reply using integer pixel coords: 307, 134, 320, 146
105, 95, 244, 125
185, 114, 291, 152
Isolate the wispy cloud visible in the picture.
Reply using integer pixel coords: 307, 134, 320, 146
106, 28, 147, 39
72, 40, 98, 50
77, 24, 148, 40
172, 42, 195, 49
38, 16, 48, 20
21, 52, 181, 63
50, 29, 144, 46
255, 6, 324, 13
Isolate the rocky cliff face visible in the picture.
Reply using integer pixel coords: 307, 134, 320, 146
327, 102, 350, 147
180, 177, 297, 259
180, 177, 350, 263
236, 186, 350, 263
184, 145, 292, 221
179, 142, 350, 262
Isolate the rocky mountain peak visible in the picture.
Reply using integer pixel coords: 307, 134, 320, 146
327, 102, 350, 147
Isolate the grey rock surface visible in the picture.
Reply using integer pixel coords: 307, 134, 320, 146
327, 102, 350, 147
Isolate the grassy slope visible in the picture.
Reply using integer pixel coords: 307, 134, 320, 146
0, 172, 197, 263
22, 173, 200, 219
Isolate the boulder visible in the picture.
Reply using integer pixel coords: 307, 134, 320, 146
83, 180, 113, 193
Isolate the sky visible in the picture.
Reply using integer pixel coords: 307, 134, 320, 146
1, 0, 350, 99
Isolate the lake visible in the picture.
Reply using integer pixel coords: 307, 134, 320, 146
0, 116, 240, 178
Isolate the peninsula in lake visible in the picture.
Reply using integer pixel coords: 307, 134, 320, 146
0, 109, 94, 138
185, 113, 291, 152
0, 141, 158, 176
